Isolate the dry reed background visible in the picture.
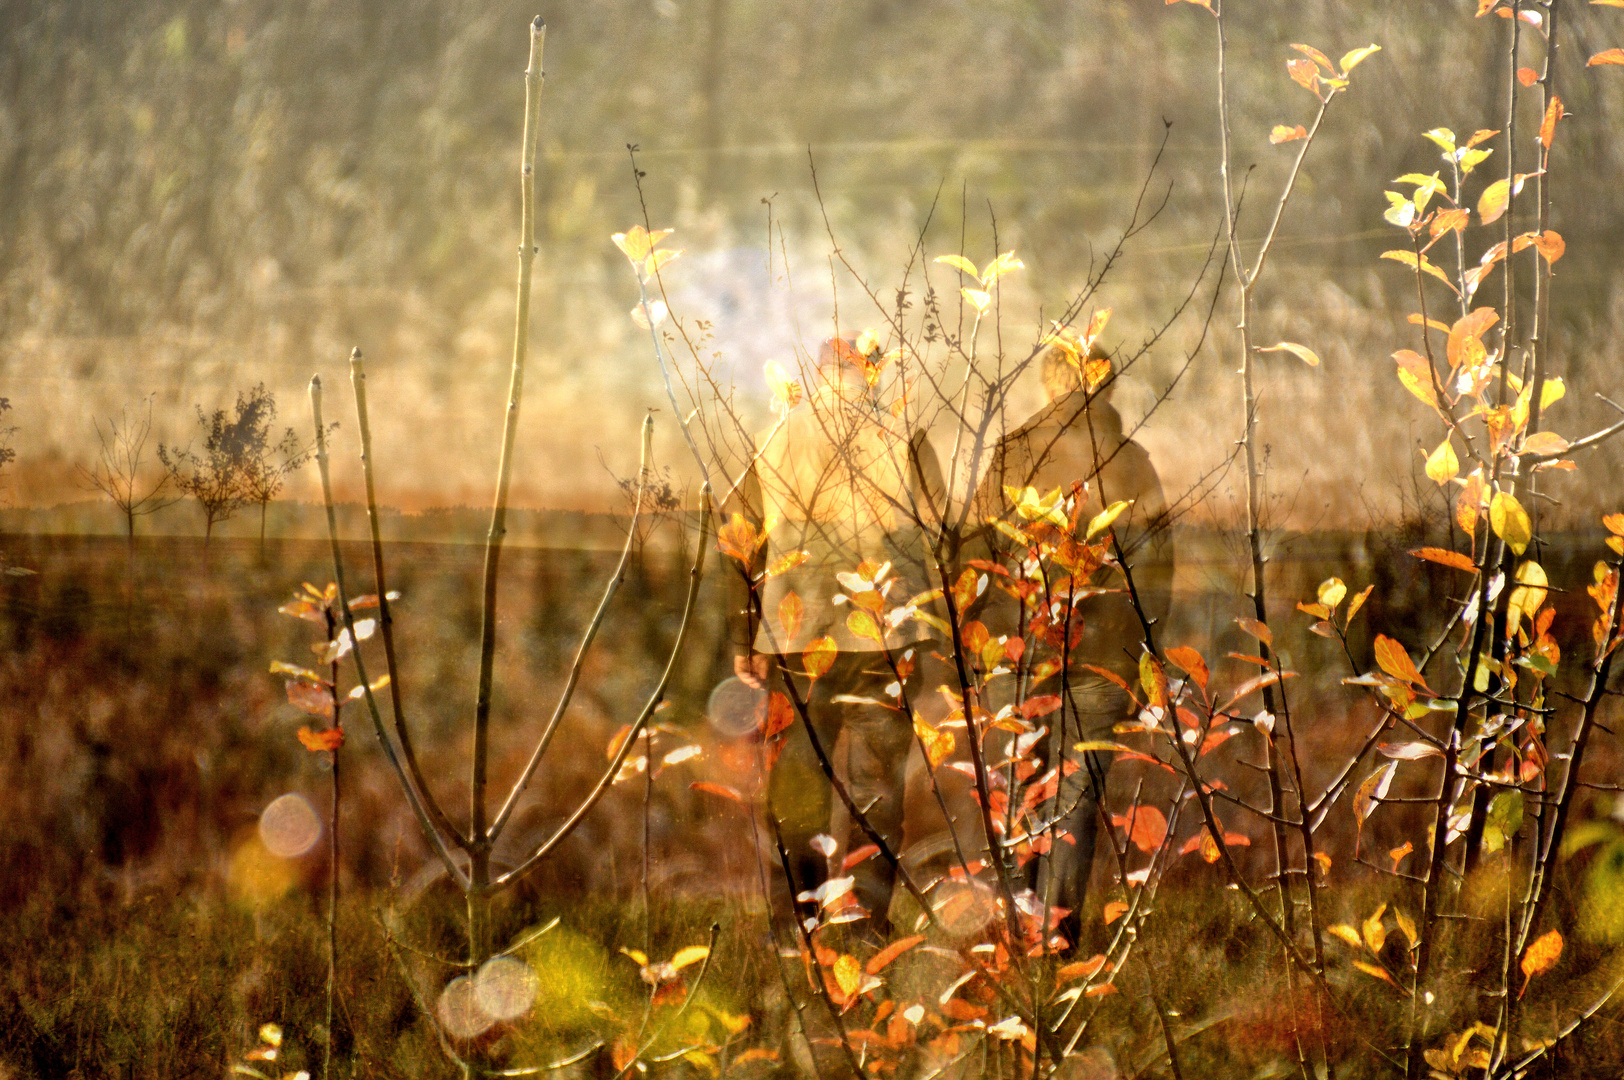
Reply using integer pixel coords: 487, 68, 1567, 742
1, 0, 1621, 526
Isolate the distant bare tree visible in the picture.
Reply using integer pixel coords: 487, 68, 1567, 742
78, 396, 178, 552
159, 383, 313, 550
0, 398, 15, 481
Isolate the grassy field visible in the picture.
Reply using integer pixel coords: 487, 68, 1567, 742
0, 527, 1619, 1076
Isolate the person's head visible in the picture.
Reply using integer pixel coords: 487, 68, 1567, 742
1040, 337, 1114, 403
814, 333, 884, 397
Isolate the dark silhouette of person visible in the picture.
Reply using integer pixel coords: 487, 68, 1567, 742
970, 333, 1175, 948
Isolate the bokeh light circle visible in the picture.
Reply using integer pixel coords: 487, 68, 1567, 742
706, 675, 767, 738
258, 793, 321, 858
437, 975, 495, 1040
474, 956, 539, 1020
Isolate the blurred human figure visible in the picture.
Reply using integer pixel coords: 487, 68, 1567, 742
971, 333, 1175, 947
730, 335, 943, 939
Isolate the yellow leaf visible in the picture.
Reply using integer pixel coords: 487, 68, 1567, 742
1479, 179, 1511, 225
961, 288, 992, 313
612, 226, 653, 263
1541, 377, 1566, 411
1339, 44, 1382, 74
1085, 500, 1132, 540
913, 712, 956, 769
1083, 306, 1112, 346
1381, 250, 1459, 295
979, 251, 1025, 286
1256, 341, 1321, 367
934, 253, 979, 277
763, 550, 809, 579
832, 954, 863, 1001
847, 610, 883, 644
1394, 908, 1418, 948
764, 360, 803, 412
671, 945, 711, 971
804, 636, 839, 681
1318, 577, 1347, 610
1490, 491, 1532, 555
1270, 124, 1308, 144
1425, 438, 1460, 485
644, 248, 683, 277
1328, 924, 1364, 949
1422, 127, 1457, 153
1507, 560, 1549, 635
1392, 350, 1441, 411
1363, 903, 1389, 953
630, 299, 669, 330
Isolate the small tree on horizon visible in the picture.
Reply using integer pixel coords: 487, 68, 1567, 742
0, 397, 16, 486
78, 396, 179, 552
159, 383, 313, 549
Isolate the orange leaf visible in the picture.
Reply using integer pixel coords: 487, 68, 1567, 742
778, 592, 803, 645
866, 935, 925, 975
1352, 960, 1398, 987
1590, 48, 1624, 66
1410, 547, 1478, 572
1528, 230, 1565, 264
1430, 208, 1470, 239
1519, 930, 1563, 998
842, 843, 879, 870
297, 726, 344, 752
1270, 124, 1309, 144
1373, 634, 1433, 694
1218, 670, 1295, 715
765, 692, 795, 739
1388, 841, 1414, 871
913, 712, 956, 769
1165, 646, 1209, 691
1539, 96, 1563, 149
1355, 761, 1398, 828
1290, 43, 1336, 72
1236, 617, 1273, 648
1517, 67, 1539, 86
1021, 694, 1063, 720
716, 513, 763, 564
690, 781, 745, 804
1112, 806, 1168, 853
287, 680, 334, 720
1103, 901, 1129, 925
1447, 307, 1499, 370
1286, 57, 1320, 92
1058, 954, 1110, 982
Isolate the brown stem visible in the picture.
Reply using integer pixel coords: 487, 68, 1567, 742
472, 16, 547, 895
348, 348, 465, 849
